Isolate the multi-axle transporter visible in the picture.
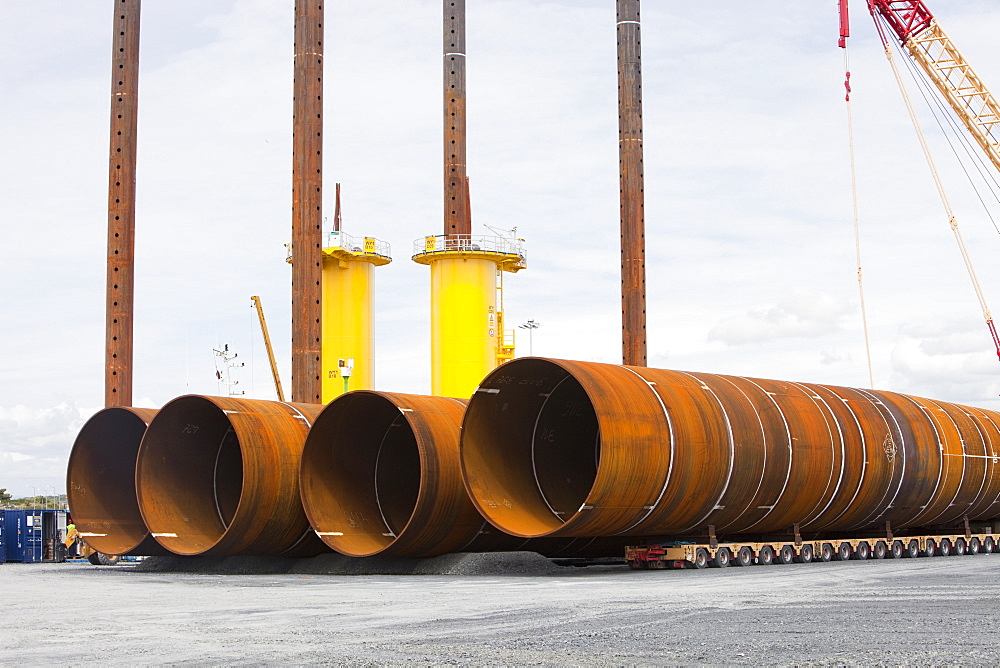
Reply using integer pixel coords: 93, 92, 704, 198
626, 526, 999, 569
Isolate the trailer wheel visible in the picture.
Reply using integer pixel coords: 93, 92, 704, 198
906, 539, 920, 558
924, 539, 936, 557
985, 536, 996, 553
936, 538, 951, 557
778, 545, 796, 565
873, 541, 887, 560
757, 545, 775, 566
890, 540, 905, 559
853, 541, 870, 560
795, 544, 814, 564
954, 538, 967, 556
820, 543, 834, 562
691, 548, 710, 569
970, 537, 983, 554
710, 547, 731, 568
734, 546, 754, 567
836, 542, 852, 561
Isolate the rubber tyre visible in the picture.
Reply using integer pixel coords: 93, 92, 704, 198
853, 541, 870, 560
906, 539, 920, 558
734, 546, 754, 567
711, 547, 731, 568
969, 537, 981, 555
778, 545, 796, 565
820, 543, 834, 562
936, 538, 951, 557
984, 536, 995, 553
692, 547, 709, 569
954, 538, 967, 556
890, 540, 905, 559
836, 542, 852, 561
924, 539, 936, 558
795, 544, 814, 564
87, 552, 102, 566
874, 541, 887, 560
758, 545, 775, 566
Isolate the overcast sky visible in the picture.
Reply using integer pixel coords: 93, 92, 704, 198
3, 0, 1000, 497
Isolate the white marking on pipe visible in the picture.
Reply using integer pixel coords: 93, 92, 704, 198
223, 410, 239, 415
398, 408, 414, 413
476, 388, 500, 394
444, 52, 466, 57
79, 532, 108, 537
316, 531, 344, 536
152, 533, 178, 538
382, 532, 396, 537
617, 20, 641, 25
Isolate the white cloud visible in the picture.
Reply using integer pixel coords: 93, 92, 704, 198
707, 292, 854, 346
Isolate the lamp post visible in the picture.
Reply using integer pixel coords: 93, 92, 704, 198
518, 320, 540, 356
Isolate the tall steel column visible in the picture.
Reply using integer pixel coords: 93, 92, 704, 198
105, 0, 141, 407
617, 0, 647, 367
291, 0, 324, 403
444, 0, 470, 236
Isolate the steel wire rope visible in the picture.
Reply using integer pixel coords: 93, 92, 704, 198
881, 41, 1000, 359
843, 44, 876, 390
893, 37, 1000, 236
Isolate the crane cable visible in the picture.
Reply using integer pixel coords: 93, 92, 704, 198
882, 43, 1000, 360
843, 45, 876, 390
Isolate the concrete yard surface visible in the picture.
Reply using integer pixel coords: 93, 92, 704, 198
1, 554, 999, 666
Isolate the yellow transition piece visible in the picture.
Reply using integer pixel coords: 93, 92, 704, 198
321, 234, 390, 403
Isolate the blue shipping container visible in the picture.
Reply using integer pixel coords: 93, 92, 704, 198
0, 512, 6, 564
1, 510, 64, 563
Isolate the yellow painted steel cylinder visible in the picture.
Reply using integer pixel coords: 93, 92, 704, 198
322, 254, 375, 403
429, 256, 498, 398
460, 358, 1000, 540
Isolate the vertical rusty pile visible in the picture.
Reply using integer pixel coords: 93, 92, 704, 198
105, 0, 141, 407
617, 0, 647, 367
444, 0, 470, 236
291, 0, 324, 403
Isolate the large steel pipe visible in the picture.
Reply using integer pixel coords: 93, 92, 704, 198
136, 396, 326, 556
66, 407, 167, 556
460, 358, 1000, 539
300, 391, 624, 558
301, 392, 522, 557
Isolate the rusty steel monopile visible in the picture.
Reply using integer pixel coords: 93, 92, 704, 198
299, 391, 626, 558
617, 0, 647, 367
444, 0, 470, 237
460, 358, 1000, 539
105, 0, 141, 407
300, 392, 525, 557
291, 0, 324, 404
66, 407, 168, 556
135, 396, 327, 557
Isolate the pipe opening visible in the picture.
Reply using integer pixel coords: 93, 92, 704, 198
137, 396, 244, 555
462, 359, 601, 537
300, 392, 422, 556
66, 407, 157, 555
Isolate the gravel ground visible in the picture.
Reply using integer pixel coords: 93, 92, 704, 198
1, 553, 999, 666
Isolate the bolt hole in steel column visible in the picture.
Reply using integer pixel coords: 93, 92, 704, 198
136, 396, 324, 557
66, 407, 167, 556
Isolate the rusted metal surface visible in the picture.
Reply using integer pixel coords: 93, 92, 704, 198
460, 358, 1000, 540
66, 407, 167, 556
617, 0, 647, 367
105, 0, 141, 407
291, 0, 324, 403
299, 391, 626, 558
443, 0, 470, 237
136, 396, 327, 556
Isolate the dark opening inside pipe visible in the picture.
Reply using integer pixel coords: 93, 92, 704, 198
461, 358, 1000, 540
136, 396, 326, 557
66, 407, 166, 556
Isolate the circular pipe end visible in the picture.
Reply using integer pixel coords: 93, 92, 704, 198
300, 391, 469, 557
461, 358, 602, 538
67, 406, 161, 556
